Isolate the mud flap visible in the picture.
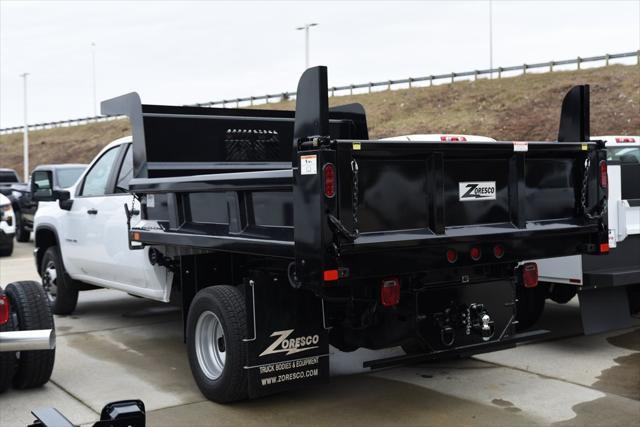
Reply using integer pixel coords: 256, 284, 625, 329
243, 274, 329, 399
578, 286, 634, 335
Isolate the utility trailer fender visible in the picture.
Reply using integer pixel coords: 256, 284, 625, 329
101, 67, 608, 402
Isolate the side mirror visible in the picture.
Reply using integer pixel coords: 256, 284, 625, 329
31, 171, 55, 202
57, 190, 73, 211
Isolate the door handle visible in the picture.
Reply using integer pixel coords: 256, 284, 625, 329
87, 208, 98, 215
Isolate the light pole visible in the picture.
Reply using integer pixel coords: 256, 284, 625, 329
295, 23, 318, 69
489, 0, 493, 78
91, 42, 97, 116
20, 73, 29, 181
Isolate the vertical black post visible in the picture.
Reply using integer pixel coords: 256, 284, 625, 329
293, 66, 329, 148
292, 66, 333, 288
557, 85, 590, 142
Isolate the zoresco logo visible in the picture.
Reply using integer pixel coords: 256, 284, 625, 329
259, 329, 320, 357
459, 181, 496, 201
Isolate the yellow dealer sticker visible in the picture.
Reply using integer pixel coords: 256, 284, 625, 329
353, 143, 361, 150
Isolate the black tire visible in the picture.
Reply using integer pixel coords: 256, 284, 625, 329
402, 339, 427, 355
40, 246, 79, 315
14, 212, 30, 242
0, 304, 17, 393
0, 240, 13, 257
516, 284, 547, 331
5, 281, 55, 389
547, 283, 578, 304
186, 285, 248, 403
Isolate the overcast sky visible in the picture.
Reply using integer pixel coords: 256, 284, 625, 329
1, 0, 639, 128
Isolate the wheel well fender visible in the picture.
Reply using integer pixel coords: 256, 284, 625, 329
34, 226, 59, 273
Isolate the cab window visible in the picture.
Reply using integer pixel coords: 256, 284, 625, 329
115, 145, 134, 193
80, 147, 120, 197
607, 147, 640, 164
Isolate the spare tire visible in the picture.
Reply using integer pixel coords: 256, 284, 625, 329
5, 281, 55, 389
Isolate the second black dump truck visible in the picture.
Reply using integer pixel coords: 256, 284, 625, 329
94, 67, 607, 402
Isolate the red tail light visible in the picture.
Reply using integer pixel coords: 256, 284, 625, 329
380, 278, 401, 307
615, 137, 636, 143
522, 262, 538, 288
599, 160, 608, 189
0, 295, 9, 325
493, 244, 505, 259
446, 249, 458, 263
600, 243, 610, 253
323, 163, 336, 198
470, 247, 482, 261
323, 269, 339, 281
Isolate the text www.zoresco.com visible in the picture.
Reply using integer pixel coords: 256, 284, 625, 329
261, 369, 319, 385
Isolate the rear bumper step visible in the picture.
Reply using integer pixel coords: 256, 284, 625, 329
363, 329, 548, 370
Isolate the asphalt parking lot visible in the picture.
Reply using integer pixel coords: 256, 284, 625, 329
1, 240, 639, 426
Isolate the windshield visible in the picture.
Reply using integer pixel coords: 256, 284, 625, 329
607, 147, 640, 164
56, 167, 86, 188
0, 170, 19, 183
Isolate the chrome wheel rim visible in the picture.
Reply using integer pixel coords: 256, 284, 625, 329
42, 260, 58, 303
195, 310, 226, 380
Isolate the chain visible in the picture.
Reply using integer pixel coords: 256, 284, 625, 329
327, 155, 360, 241
580, 153, 607, 221
351, 157, 360, 238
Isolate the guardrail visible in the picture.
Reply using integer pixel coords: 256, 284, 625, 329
1, 50, 638, 135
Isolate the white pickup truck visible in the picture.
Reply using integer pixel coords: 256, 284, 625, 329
535, 135, 640, 333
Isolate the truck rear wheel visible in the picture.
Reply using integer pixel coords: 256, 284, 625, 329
5, 281, 55, 389
41, 246, 79, 315
0, 312, 17, 393
515, 284, 547, 331
186, 285, 248, 403
15, 212, 30, 242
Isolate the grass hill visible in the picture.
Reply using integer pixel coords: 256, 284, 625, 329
1, 64, 638, 178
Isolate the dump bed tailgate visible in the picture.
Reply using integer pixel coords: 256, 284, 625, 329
339, 140, 594, 236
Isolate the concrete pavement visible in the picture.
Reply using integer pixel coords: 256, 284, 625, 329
1, 241, 638, 426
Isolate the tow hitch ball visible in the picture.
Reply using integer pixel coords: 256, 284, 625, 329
468, 303, 494, 341
433, 303, 495, 346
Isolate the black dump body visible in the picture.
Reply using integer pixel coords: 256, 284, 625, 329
103, 68, 607, 288
102, 66, 608, 398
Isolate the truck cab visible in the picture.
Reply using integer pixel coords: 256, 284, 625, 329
0, 169, 20, 188
33, 138, 172, 314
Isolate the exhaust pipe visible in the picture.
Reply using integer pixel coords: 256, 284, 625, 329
0, 329, 55, 352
